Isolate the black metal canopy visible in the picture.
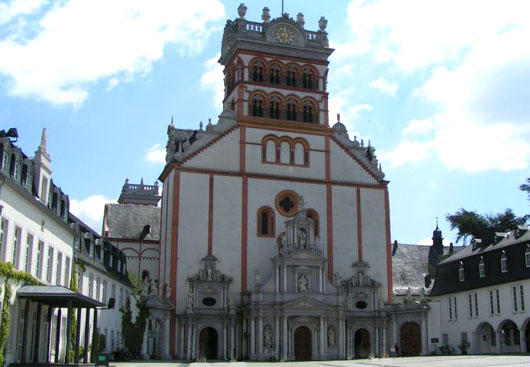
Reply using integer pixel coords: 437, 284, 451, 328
16, 285, 104, 308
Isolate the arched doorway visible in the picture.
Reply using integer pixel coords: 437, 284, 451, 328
294, 326, 312, 360
476, 322, 496, 354
198, 327, 218, 361
354, 329, 371, 359
525, 321, 530, 353
500, 320, 520, 353
400, 322, 421, 356
146, 319, 161, 358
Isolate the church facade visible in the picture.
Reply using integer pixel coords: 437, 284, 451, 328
154, 4, 400, 361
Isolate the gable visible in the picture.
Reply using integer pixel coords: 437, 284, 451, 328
182, 127, 240, 171
329, 138, 380, 185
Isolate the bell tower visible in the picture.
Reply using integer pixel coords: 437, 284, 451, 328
219, 4, 334, 128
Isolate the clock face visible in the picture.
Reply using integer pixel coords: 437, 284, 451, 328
275, 26, 294, 44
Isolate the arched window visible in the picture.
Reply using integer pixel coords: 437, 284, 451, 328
302, 103, 314, 123
294, 143, 304, 165
285, 66, 298, 87
251, 94, 264, 117
306, 209, 319, 237
302, 68, 315, 89
252, 62, 265, 82
269, 97, 281, 119
286, 100, 298, 121
263, 139, 276, 162
525, 245, 530, 268
500, 252, 508, 273
257, 206, 275, 237
478, 257, 485, 278
280, 141, 290, 163
269, 64, 281, 84
458, 261, 465, 282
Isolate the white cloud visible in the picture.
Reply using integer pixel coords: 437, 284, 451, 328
369, 77, 398, 96
382, 140, 433, 168
0, 0, 45, 25
402, 118, 434, 137
200, 52, 224, 112
0, 0, 225, 107
145, 143, 165, 164
417, 237, 450, 246
70, 194, 114, 234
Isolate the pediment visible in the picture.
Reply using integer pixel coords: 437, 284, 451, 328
284, 296, 329, 308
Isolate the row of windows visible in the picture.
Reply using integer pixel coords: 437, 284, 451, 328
458, 247, 530, 282
1, 143, 32, 191
226, 59, 320, 95
76, 233, 127, 276
0, 217, 71, 286
249, 93, 320, 123
262, 135, 310, 166
79, 271, 129, 308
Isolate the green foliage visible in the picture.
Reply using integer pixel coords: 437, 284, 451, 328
120, 296, 149, 358
0, 261, 40, 285
69, 261, 78, 356
521, 177, 530, 204
98, 333, 106, 354
0, 283, 12, 366
446, 208, 529, 245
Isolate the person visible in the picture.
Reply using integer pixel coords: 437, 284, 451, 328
298, 274, 308, 293
394, 342, 400, 357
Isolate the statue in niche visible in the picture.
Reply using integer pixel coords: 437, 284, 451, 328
254, 270, 262, 287
358, 271, 364, 286
187, 286, 194, 308
264, 325, 273, 349
206, 265, 214, 281
297, 274, 309, 293
327, 326, 336, 346
314, 236, 320, 250
298, 228, 307, 249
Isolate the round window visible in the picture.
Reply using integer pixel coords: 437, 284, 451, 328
275, 190, 299, 217
355, 301, 367, 309
202, 297, 216, 307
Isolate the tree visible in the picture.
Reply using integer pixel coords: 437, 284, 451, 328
521, 177, 530, 203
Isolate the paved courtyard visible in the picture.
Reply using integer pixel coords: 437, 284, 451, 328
114, 355, 530, 367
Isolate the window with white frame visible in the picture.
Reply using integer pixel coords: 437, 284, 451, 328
512, 285, 519, 312
442, 334, 449, 346
96, 278, 101, 301
458, 262, 465, 282
479, 257, 486, 278
102, 280, 107, 304
12, 226, 21, 268
489, 290, 494, 315
40, 177, 48, 204
12, 161, 19, 180
119, 287, 124, 308
474, 293, 479, 317
64, 257, 70, 286
36, 241, 44, 278
0, 218, 8, 261
525, 246, 530, 268
495, 289, 501, 314
454, 296, 458, 319
88, 274, 94, 298
78, 271, 83, 293
500, 252, 508, 273
24, 233, 33, 273
56, 252, 62, 285
46, 246, 53, 283
448, 297, 453, 320
1, 151, 8, 171
468, 294, 473, 318
520, 285, 525, 311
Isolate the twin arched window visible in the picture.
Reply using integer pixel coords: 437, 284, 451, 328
250, 92, 319, 123
248, 59, 319, 90
257, 206, 275, 237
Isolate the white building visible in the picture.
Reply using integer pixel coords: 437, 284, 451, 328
429, 226, 530, 354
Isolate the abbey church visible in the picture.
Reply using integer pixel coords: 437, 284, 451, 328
135, 4, 422, 361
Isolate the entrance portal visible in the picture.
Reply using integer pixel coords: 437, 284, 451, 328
354, 329, 370, 358
476, 323, 496, 354
198, 327, 218, 361
294, 326, 312, 360
400, 322, 421, 356
526, 322, 530, 353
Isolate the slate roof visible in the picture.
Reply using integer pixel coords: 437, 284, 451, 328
392, 244, 431, 295
105, 203, 160, 241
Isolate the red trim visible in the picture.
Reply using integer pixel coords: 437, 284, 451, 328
325, 136, 333, 281
240, 126, 246, 174
104, 238, 159, 244
324, 92, 329, 127
329, 136, 382, 182
357, 187, 363, 262
244, 80, 326, 95
169, 171, 180, 355
182, 125, 238, 164
240, 126, 248, 294
159, 184, 165, 284
224, 49, 330, 68
384, 186, 392, 304
208, 174, 214, 255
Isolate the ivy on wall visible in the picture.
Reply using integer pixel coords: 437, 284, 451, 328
120, 274, 149, 358
69, 261, 79, 360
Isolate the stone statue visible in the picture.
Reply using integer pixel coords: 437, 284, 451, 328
261, 7, 270, 22
187, 286, 194, 308
327, 326, 336, 346
254, 270, 262, 287
297, 274, 308, 293
314, 235, 320, 249
296, 13, 305, 27
299, 195, 306, 210
264, 325, 273, 349
298, 229, 307, 249
206, 265, 213, 281
358, 271, 364, 286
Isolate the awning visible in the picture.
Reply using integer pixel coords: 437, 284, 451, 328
17, 285, 104, 308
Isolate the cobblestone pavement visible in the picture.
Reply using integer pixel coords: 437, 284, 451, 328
113, 355, 530, 367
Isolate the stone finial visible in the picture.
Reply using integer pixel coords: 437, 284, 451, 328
170, 116, 174, 125
262, 7, 270, 22
238, 3, 247, 19
199, 121, 203, 131
39, 127, 47, 150
337, 113, 341, 122
318, 16, 328, 31
296, 12, 305, 27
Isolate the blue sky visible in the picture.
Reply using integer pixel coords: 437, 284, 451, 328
0, 0, 529, 245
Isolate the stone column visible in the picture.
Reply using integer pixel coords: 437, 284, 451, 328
421, 316, 428, 355
258, 316, 264, 357
250, 317, 256, 357
163, 318, 170, 359
230, 320, 236, 361
338, 318, 345, 358
186, 320, 192, 360
275, 266, 280, 292
382, 325, 387, 358
374, 326, 379, 358
283, 266, 287, 292
392, 318, 397, 347
281, 317, 288, 361
319, 268, 323, 292
191, 322, 196, 360
274, 317, 280, 360
142, 320, 149, 358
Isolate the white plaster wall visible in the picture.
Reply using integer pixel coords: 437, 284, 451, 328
247, 179, 327, 289
211, 175, 242, 295
1, 184, 73, 284
175, 172, 210, 312
161, 173, 174, 289
360, 188, 389, 300
329, 140, 378, 185
183, 128, 240, 171
245, 127, 326, 180
331, 186, 358, 280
